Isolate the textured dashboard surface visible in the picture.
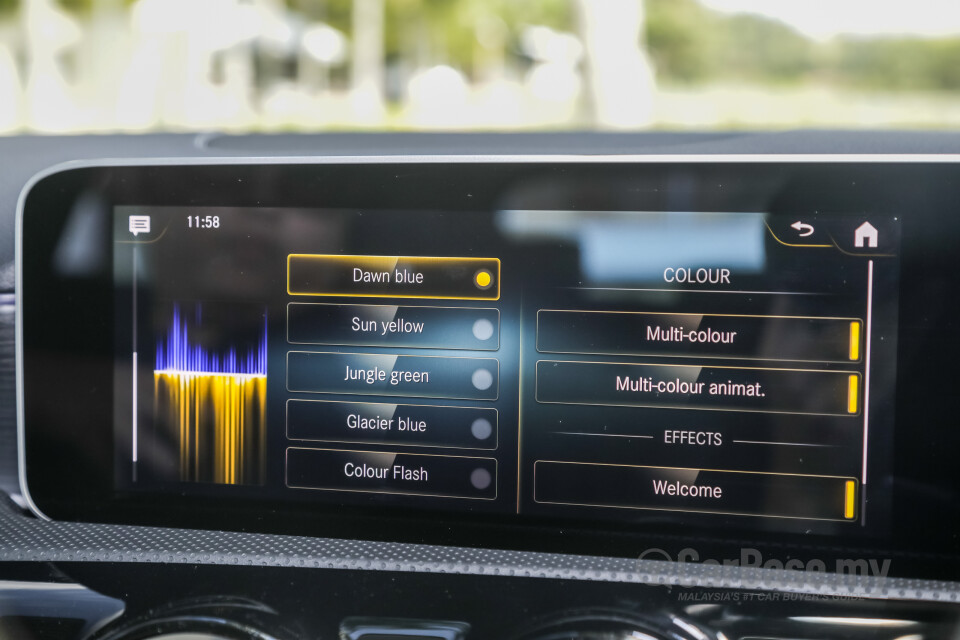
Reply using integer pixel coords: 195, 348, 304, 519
0, 497, 957, 603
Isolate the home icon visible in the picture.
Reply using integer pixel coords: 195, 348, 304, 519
854, 222, 878, 248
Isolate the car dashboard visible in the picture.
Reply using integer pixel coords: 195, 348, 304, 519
1, 131, 959, 640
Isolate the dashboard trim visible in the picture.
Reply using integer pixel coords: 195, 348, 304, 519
0, 497, 957, 602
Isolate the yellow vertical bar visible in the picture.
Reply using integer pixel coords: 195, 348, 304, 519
844, 480, 856, 519
194, 375, 200, 481
849, 321, 860, 361
847, 375, 859, 414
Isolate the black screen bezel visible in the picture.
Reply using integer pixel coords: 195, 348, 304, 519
18, 159, 960, 580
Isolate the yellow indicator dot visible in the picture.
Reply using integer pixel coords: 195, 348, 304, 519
475, 270, 492, 289
844, 480, 856, 519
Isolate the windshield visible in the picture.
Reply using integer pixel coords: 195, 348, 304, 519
1, 0, 958, 134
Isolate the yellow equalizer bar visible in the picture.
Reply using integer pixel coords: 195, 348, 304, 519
155, 371, 267, 485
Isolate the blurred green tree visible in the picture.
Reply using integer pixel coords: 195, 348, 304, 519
289, 0, 570, 77
646, 0, 814, 84
832, 37, 960, 91
40, 0, 960, 95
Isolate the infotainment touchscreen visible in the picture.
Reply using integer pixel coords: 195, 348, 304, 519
18, 160, 960, 578
112, 205, 898, 532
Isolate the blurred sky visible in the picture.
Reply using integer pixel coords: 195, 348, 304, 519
703, 0, 960, 39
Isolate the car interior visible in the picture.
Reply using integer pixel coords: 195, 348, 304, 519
1, 2, 960, 640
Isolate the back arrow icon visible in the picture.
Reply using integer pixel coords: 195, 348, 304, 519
790, 221, 815, 237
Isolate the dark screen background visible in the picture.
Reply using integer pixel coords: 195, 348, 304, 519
112, 204, 900, 541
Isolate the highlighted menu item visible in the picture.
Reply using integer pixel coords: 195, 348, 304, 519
536, 360, 859, 416
534, 461, 857, 521
287, 254, 500, 300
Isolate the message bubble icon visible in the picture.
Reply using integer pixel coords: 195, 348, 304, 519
129, 215, 151, 236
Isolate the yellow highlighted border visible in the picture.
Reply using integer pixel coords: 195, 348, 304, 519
287, 254, 501, 300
